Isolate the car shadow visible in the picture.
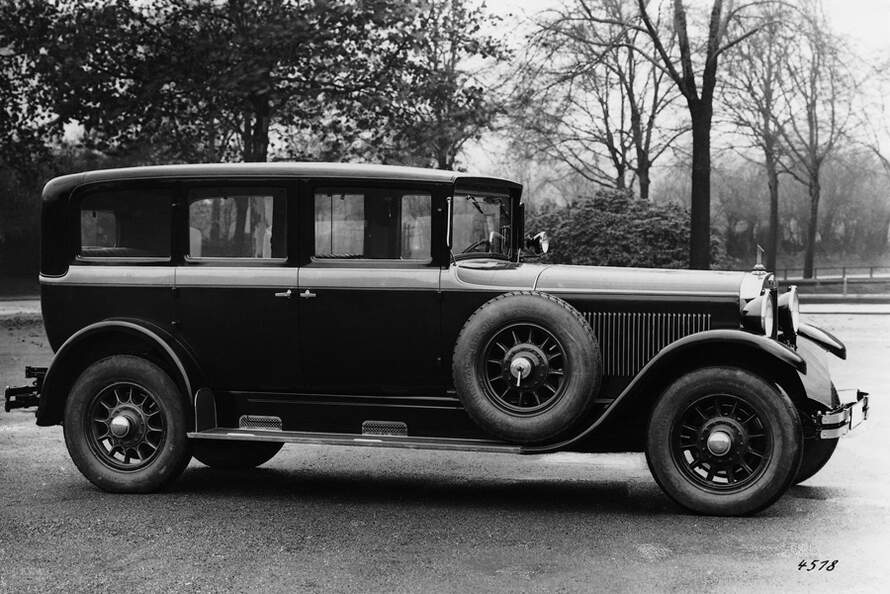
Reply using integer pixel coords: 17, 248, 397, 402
169, 464, 678, 516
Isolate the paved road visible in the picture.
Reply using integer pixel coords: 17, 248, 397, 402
1, 313, 888, 593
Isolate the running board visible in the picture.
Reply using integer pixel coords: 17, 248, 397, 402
187, 428, 522, 454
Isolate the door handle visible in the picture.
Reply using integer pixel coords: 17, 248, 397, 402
299, 289, 317, 299
274, 289, 293, 299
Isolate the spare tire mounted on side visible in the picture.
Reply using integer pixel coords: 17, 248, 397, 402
452, 291, 602, 445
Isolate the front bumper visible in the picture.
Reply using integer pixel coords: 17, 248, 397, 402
818, 390, 869, 439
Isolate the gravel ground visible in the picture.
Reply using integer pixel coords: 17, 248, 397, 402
1, 313, 888, 593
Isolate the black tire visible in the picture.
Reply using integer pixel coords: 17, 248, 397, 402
192, 440, 283, 469
63, 355, 192, 493
646, 367, 802, 516
794, 437, 838, 484
452, 291, 602, 444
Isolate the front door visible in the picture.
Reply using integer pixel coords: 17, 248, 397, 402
298, 183, 443, 396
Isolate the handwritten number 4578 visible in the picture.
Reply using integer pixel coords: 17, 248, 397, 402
798, 560, 838, 571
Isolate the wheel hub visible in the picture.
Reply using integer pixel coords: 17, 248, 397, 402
501, 344, 549, 388
482, 323, 567, 415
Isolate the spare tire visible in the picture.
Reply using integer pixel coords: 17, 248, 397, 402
452, 291, 602, 444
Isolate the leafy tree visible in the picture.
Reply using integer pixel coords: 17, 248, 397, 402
370, 0, 511, 169
3, 0, 419, 163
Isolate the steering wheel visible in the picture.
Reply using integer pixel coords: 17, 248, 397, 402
459, 231, 506, 254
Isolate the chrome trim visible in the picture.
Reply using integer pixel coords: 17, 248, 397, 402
582, 312, 711, 376
41, 266, 174, 286
818, 394, 869, 439
446, 195, 453, 249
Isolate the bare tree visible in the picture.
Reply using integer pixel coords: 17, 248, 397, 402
775, 0, 853, 278
514, 0, 682, 200
577, 1, 770, 268
722, 5, 792, 271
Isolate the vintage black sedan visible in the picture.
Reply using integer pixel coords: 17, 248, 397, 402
4, 163, 868, 516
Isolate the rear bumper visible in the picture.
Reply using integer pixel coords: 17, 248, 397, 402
3, 367, 45, 412
818, 390, 869, 439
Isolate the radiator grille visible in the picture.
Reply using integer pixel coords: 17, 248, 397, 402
583, 312, 711, 376
238, 415, 283, 431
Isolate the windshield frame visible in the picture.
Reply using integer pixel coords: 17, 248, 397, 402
449, 190, 515, 262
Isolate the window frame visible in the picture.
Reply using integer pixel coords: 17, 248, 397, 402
71, 180, 177, 265
300, 179, 448, 269
178, 179, 296, 267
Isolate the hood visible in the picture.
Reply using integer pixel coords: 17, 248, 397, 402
535, 264, 747, 297
453, 260, 749, 299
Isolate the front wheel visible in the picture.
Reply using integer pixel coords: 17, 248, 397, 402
192, 440, 283, 469
63, 355, 192, 493
646, 367, 802, 516
794, 437, 838, 484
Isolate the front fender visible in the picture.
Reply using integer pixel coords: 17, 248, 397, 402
523, 329, 807, 454
37, 319, 198, 426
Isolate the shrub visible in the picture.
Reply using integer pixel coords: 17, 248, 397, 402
529, 189, 726, 268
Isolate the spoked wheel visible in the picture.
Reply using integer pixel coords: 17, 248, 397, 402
482, 323, 567, 416
64, 355, 191, 493
453, 291, 602, 444
87, 382, 166, 471
646, 367, 802, 516
671, 394, 772, 491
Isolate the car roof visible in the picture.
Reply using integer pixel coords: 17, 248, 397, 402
43, 162, 522, 202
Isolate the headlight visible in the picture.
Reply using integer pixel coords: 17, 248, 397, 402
761, 290, 775, 337
778, 285, 800, 334
742, 289, 775, 336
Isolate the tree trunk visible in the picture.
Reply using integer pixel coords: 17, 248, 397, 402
637, 160, 650, 201
803, 172, 821, 278
764, 150, 779, 272
689, 104, 712, 269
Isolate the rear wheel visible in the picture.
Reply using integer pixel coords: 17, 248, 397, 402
63, 355, 191, 493
192, 440, 283, 469
646, 367, 802, 516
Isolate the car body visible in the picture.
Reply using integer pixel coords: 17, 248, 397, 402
4, 162, 868, 515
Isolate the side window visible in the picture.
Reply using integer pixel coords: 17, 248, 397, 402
313, 188, 431, 260
187, 188, 287, 259
79, 188, 172, 259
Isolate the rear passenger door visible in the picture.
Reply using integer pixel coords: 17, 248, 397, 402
297, 182, 444, 396
174, 182, 301, 393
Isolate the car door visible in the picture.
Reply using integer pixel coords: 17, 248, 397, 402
297, 181, 445, 396
174, 181, 302, 393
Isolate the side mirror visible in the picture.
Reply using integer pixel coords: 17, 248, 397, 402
525, 231, 549, 255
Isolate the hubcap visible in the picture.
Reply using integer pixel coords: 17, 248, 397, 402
706, 429, 732, 456
109, 415, 132, 438
509, 356, 533, 383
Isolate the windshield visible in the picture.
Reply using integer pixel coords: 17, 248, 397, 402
451, 192, 513, 259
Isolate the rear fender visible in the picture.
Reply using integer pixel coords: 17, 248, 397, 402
37, 319, 201, 426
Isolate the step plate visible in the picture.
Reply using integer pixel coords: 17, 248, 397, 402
187, 428, 522, 454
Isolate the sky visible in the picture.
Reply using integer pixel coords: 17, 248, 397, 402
483, 0, 890, 54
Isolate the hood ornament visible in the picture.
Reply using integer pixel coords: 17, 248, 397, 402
752, 245, 766, 273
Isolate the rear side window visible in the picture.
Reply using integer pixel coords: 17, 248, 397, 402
187, 188, 287, 260
79, 189, 172, 259
314, 188, 431, 260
